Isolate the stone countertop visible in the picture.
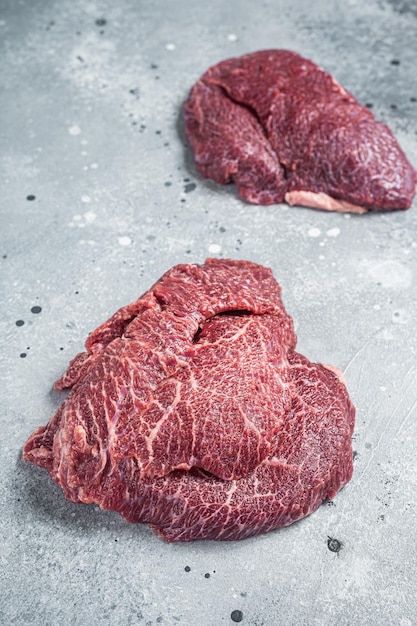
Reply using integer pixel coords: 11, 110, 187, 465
1, 0, 417, 624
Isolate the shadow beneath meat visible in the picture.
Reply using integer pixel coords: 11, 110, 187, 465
14, 452, 151, 540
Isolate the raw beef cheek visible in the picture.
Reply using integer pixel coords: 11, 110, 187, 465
23, 259, 355, 542
184, 50, 416, 212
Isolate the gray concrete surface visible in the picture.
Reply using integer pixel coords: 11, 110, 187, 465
1, 0, 417, 624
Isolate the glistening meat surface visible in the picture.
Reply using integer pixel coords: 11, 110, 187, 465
23, 259, 355, 542
184, 50, 416, 212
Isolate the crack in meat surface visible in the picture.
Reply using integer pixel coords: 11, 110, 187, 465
23, 259, 355, 542
184, 50, 416, 212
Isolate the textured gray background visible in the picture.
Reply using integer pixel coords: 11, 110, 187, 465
1, 0, 417, 624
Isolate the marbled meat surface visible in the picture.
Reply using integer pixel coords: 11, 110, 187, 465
184, 50, 416, 212
23, 259, 355, 541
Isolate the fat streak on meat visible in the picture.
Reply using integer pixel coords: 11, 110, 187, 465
184, 50, 416, 212
23, 259, 355, 542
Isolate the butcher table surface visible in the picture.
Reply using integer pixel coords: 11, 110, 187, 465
1, 0, 417, 624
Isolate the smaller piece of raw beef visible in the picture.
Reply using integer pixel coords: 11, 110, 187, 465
184, 50, 416, 212
23, 259, 355, 542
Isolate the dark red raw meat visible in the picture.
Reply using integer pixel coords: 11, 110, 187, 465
23, 259, 355, 541
184, 50, 416, 212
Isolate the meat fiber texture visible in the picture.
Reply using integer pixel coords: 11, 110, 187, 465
23, 259, 355, 542
184, 50, 416, 213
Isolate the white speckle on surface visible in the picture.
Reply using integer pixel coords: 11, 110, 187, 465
380, 386, 386, 392
326, 227, 341, 237
118, 236, 132, 246
73, 214, 82, 221
208, 243, 221, 254
318, 254, 325, 260
344, 213, 351, 219
68, 125, 81, 136
227, 33, 238, 41
373, 304, 381, 310
80, 139, 88, 146
83, 210, 96, 223
367, 260, 412, 289
319, 241, 325, 247
81, 195, 92, 203
90, 162, 99, 169
165, 43, 176, 50
81, 150, 88, 156
308, 227, 321, 237
381, 327, 395, 341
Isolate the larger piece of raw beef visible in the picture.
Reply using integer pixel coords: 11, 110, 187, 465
184, 50, 416, 212
23, 259, 355, 542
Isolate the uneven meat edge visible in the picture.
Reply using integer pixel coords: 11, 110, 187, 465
23, 259, 355, 542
